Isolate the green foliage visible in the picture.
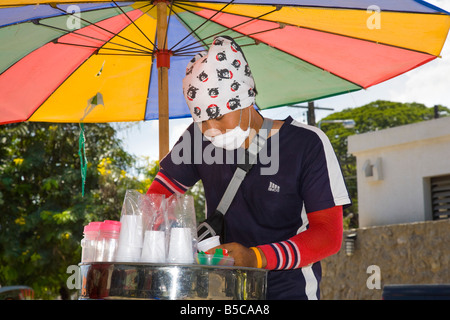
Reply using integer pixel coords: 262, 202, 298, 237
188, 180, 207, 223
319, 100, 449, 229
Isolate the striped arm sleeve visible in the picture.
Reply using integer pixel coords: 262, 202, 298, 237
258, 240, 302, 270
258, 206, 343, 270
147, 169, 189, 197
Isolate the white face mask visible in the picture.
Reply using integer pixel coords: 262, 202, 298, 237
203, 109, 250, 151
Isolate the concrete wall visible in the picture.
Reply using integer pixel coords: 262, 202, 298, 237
320, 219, 450, 300
348, 116, 450, 227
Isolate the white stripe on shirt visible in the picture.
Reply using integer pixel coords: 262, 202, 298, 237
289, 120, 351, 206
302, 265, 319, 300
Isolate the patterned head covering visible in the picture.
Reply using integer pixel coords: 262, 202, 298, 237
182, 36, 256, 122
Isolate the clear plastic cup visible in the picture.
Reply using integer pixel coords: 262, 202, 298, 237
81, 222, 101, 263
96, 220, 121, 262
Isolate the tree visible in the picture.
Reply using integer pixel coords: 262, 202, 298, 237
0, 122, 143, 299
319, 100, 449, 229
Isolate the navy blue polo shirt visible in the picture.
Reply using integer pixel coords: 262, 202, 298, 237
160, 116, 351, 299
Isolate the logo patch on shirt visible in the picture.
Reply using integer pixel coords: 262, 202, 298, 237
268, 181, 280, 193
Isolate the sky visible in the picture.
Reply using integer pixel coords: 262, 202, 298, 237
115, 0, 450, 162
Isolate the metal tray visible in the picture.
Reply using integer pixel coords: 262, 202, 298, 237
79, 262, 267, 300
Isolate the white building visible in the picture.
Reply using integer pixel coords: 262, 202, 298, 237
348, 116, 450, 228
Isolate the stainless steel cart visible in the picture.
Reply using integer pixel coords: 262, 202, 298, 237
79, 263, 267, 300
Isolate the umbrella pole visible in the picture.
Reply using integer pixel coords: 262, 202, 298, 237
156, 1, 169, 161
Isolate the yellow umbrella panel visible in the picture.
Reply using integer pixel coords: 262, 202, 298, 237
29, 12, 157, 123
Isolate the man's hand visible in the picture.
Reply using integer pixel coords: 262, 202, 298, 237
210, 242, 266, 268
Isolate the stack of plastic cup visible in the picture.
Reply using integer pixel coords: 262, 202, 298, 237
141, 230, 166, 263
81, 222, 101, 263
140, 193, 167, 263
96, 220, 121, 262
115, 214, 144, 262
166, 194, 198, 264
167, 227, 194, 264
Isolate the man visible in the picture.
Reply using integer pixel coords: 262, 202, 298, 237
147, 36, 351, 299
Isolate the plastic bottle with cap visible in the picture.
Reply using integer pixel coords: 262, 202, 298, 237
96, 220, 121, 262
81, 222, 101, 263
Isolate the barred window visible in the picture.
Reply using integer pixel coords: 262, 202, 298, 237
431, 175, 450, 220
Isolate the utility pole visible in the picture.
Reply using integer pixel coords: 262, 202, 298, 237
286, 101, 334, 126
307, 101, 316, 126
434, 105, 440, 119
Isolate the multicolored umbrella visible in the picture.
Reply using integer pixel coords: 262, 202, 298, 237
1, 1, 449, 159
